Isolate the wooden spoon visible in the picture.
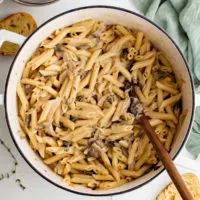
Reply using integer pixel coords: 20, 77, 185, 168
129, 86, 194, 200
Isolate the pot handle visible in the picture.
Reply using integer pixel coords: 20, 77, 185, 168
0, 30, 26, 107
195, 92, 200, 107
0, 29, 26, 48
0, 94, 3, 106
175, 92, 200, 170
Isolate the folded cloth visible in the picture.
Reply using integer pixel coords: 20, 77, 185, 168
135, 0, 200, 157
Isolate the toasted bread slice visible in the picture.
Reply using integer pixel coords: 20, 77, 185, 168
157, 173, 200, 200
0, 12, 37, 56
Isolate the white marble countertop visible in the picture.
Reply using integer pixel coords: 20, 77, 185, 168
0, 1, 199, 200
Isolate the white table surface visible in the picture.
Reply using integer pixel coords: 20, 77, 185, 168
0, 1, 200, 200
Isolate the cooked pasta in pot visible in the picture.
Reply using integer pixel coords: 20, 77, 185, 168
17, 19, 185, 190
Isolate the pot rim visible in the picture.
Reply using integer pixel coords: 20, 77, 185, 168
4, 5, 195, 196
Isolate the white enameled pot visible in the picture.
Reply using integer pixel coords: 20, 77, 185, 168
0, 6, 200, 196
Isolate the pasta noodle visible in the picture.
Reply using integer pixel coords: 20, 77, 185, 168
135, 31, 144, 51
17, 20, 183, 190
27, 49, 54, 70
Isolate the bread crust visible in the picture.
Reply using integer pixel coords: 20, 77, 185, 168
0, 12, 37, 56
156, 173, 200, 200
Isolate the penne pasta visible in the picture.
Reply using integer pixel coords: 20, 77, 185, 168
120, 165, 151, 178
71, 163, 93, 171
103, 74, 124, 88
21, 78, 44, 87
128, 138, 139, 170
131, 57, 155, 70
111, 85, 125, 98
115, 60, 132, 82
99, 179, 127, 190
60, 116, 75, 130
135, 31, 144, 51
93, 174, 114, 181
17, 19, 183, 191
27, 49, 54, 70
160, 94, 181, 109
96, 52, 116, 62
44, 153, 68, 165
85, 49, 101, 71
99, 101, 117, 127
89, 62, 100, 91
156, 81, 178, 94
17, 83, 29, 111
146, 111, 178, 124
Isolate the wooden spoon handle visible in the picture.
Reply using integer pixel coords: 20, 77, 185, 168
140, 115, 194, 200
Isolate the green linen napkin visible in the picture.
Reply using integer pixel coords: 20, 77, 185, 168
135, 0, 200, 157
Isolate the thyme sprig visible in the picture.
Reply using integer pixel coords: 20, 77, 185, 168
16, 179, 26, 190
0, 138, 18, 181
0, 138, 26, 190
